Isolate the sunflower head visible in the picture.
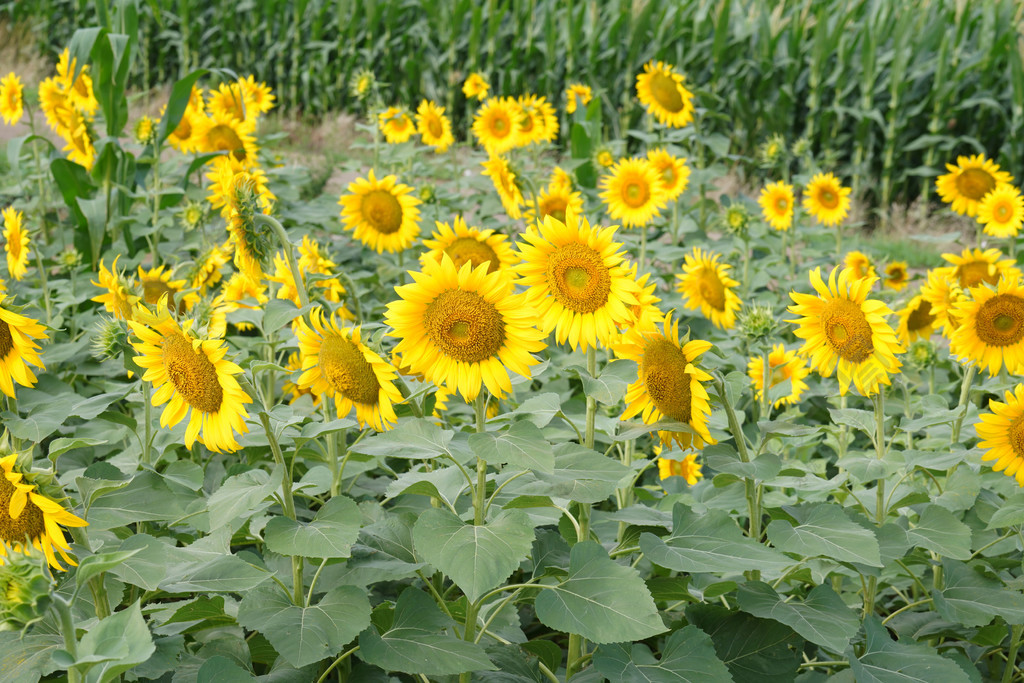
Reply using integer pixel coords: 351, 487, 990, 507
658, 453, 703, 486
191, 112, 259, 166
416, 99, 454, 153
721, 202, 751, 238
565, 83, 592, 115
803, 173, 851, 226
976, 384, 1024, 484
758, 181, 795, 232
844, 251, 876, 281
472, 97, 523, 155
950, 276, 1024, 376
599, 157, 668, 228
942, 247, 1020, 289
757, 133, 787, 168
920, 266, 966, 338
133, 115, 157, 145
462, 72, 490, 100
883, 261, 909, 291
675, 247, 743, 330
737, 303, 777, 342
339, 170, 422, 254
481, 156, 525, 220
1, 207, 30, 282
378, 106, 415, 144
515, 94, 558, 145
350, 69, 376, 100
91, 256, 140, 322
896, 294, 937, 345
646, 148, 690, 203
747, 344, 810, 409
635, 60, 695, 128
978, 183, 1024, 238
0, 73, 24, 125
421, 216, 517, 275
936, 154, 1014, 217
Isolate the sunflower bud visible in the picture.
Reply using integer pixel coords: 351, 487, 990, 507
350, 69, 376, 101
757, 133, 787, 168
418, 183, 436, 204
908, 339, 938, 370
179, 200, 205, 231
133, 115, 157, 146
227, 176, 274, 280
0, 552, 52, 632
91, 317, 130, 361
722, 202, 751, 239
593, 145, 615, 169
792, 136, 811, 160
738, 304, 776, 342
56, 247, 82, 271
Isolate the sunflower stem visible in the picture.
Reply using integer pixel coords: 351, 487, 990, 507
715, 374, 760, 549
259, 411, 304, 605
1002, 624, 1024, 683
951, 363, 977, 445
150, 147, 162, 267
639, 226, 647, 272
616, 439, 634, 544
834, 223, 842, 261
334, 270, 362, 324
54, 597, 83, 683
873, 389, 887, 524
141, 381, 153, 467
254, 213, 309, 310
32, 247, 52, 326
473, 393, 487, 526
837, 394, 849, 460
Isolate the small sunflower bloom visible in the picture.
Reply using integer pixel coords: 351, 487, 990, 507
339, 170, 422, 254
635, 60, 695, 128
0, 73, 24, 125
747, 344, 811, 408
658, 452, 703, 486
515, 94, 558, 145
675, 247, 742, 330
977, 184, 1024, 239
462, 72, 489, 100
565, 83, 592, 114
976, 385, 1024, 485
920, 267, 967, 338
950, 276, 1024, 376
883, 261, 909, 291
481, 156, 525, 220
844, 251, 876, 281
472, 97, 523, 155
803, 173, 851, 226
416, 100, 454, 153
0, 298, 47, 398
936, 154, 1013, 217
646, 149, 690, 203
896, 294, 938, 345
91, 256, 140, 322
1, 208, 30, 281
378, 107, 415, 144
599, 157, 668, 228
133, 115, 157, 145
758, 181, 795, 232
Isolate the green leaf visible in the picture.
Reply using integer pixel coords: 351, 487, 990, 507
47, 437, 107, 464
196, 656, 254, 683
351, 419, 454, 459
262, 299, 309, 333
412, 508, 535, 602
0, 632, 62, 683
160, 554, 271, 593
641, 505, 791, 574
766, 503, 882, 566
75, 549, 142, 591
109, 534, 168, 591
385, 466, 469, 508
932, 560, 1024, 627
358, 589, 495, 675
469, 420, 555, 473
237, 585, 371, 668
848, 616, 971, 683
511, 393, 562, 428
77, 602, 156, 683
738, 581, 859, 653
207, 467, 283, 530
686, 604, 800, 683
534, 541, 666, 644
987, 492, 1024, 529
592, 625, 732, 682
156, 68, 209, 145
264, 495, 361, 559
829, 408, 876, 438
906, 504, 972, 560
87, 471, 191, 530
578, 359, 637, 405
515, 443, 630, 503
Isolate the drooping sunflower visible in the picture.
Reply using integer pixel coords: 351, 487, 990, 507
949, 276, 1024, 376
747, 344, 811, 408
0, 298, 47, 398
942, 247, 1020, 289
191, 112, 259, 166
675, 247, 742, 330
524, 181, 585, 227
787, 266, 904, 396
481, 156, 524, 220
386, 255, 547, 402
378, 106, 415, 144
296, 308, 402, 431
137, 265, 198, 313
803, 173, 851, 226
977, 184, 1024, 238
0, 73, 24, 125
515, 94, 558, 146
599, 157, 668, 228
758, 180, 795, 232
0, 454, 87, 571
2, 207, 29, 281
635, 60, 695, 128
565, 83, 592, 115
936, 154, 1014, 217
895, 295, 938, 345
617, 312, 715, 451
339, 170, 422, 254
976, 384, 1024, 485
128, 306, 252, 453
205, 155, 275, 219
514, 211, 640, 351
472, 97, 522, 155
920, 267, 966, 338
883, 261, 909, 291
646, 148, 690, 203
416, 100, 454, 153
658, 452, 703, 486
462, 73, 490, 100
844, 250, 876, 280
420, 216, 517, 275
91, 256, 139, 321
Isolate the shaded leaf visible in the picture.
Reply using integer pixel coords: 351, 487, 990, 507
738, 581, 859, 653
593, 625, 732, 682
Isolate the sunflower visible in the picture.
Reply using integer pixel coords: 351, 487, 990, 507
190, 242, 232, 294
0, 454, 87, 571
658, 452, 703, 485
617, 312, 715, 451
282, 352, 317, 405
549, 167, 575, 194
920, 267, 966, 338
268, 242, 349, 311
675, 247, 742, 330
516, 94, 558, 146
936, 154, 1014, 217
524, 181, 585, 227
977, 184, 1024, 238
416, 100, 454, 153
513, 210, 640, 351
240, 76, 275, 115
976, 385, 1024, 485
565, 83, 592, 115
2, 207, 29, 281
0, 298, 47, 398
621, 263, 664, 332
206, 155, 275, 218
481, 156, 524, 220
216, 271, 268, 334
758, 180, 795, 232
595, 148, 615, 169
803, 173, 851, 226
206, 82, 252, 122
0, 73, 24, 125
137, 265, 198, 313
599, 157, 668, 228
635, 60, 695, 128
896, 294, 938, 345
386, 255, 546, 401
191, 112, 259, 166
472, 97, 522, 155
59, 108, 96, 170
296, 308, 402, 430
378, 107, 415, 144
883, 261, 909, 291
133, 115, 157, 145
91, 256, 139, 322
55, 48, 98, 115
646, 148, 690, 203
129, 306, 251, 452
747, 344, 811, 408
844, 251, 876, 280
339, 170, 422, 254
942, 248, 1020, 289
949, 276, 1024, 376
462, 73, 490, 100
421, 216, 517, 275
787, 266, 904, 396
165, 87, 204, 153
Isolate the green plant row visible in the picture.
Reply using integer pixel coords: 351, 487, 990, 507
6, 0, 1024, 211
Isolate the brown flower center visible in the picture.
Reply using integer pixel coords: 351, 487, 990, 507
907, 301, 936, 332
956, 168, 996, 201
622, 180, 650, 209
821, 298, 874, 363
426, 116, 443, 139
1009, 413, 1024, 458
540, 196, 568, 224
207, 124, 246, 161
818, 188, 839, 210
642, 338, 692, 423
319, 336, 381, 406
445, 237, 501, 273
957, 260, 999, 288
648, 72, 685, 113
0, 475, 46, 545
697, 268, 727, 311
547, 243, 612, 314
0, 321, 13, 360
975, 294, 1024, 347
424, 289, 506, 362
361, 190, 403, 234
162, 332, 224, 413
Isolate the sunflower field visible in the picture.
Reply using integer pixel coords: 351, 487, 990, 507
2, 1, 1024, 682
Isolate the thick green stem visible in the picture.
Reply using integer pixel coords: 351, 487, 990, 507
33, 249, 52, 326
259, 411, 304, 605
715, 375, 759, 545
873, 390, 887, 524
141, 381, 153, 467
1002, 624, 1024, 683
473, 393, 487, 526
254, 214, 309, 309
55, 598, 83, 683
951, 364, 977, 444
